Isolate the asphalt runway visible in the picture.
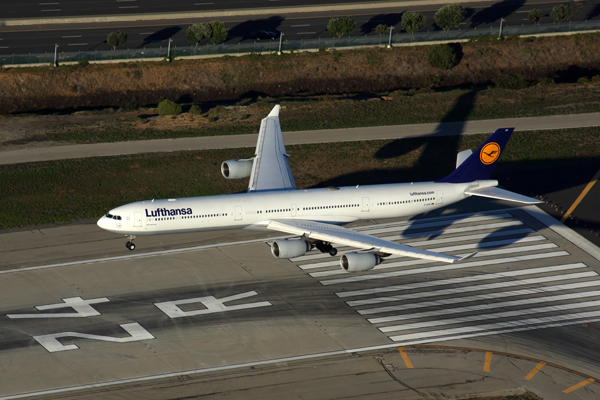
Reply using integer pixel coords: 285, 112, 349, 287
2, 200, 600, 399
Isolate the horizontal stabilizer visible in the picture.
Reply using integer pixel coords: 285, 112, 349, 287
466, 187, 542, 204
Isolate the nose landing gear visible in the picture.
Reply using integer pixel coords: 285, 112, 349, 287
125, 235, 136, 251
315, 241, 337, 257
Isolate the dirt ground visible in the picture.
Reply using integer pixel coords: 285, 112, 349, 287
1, 34, 599, 115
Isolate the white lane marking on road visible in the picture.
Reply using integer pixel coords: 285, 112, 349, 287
389, 310, 600, 342
155, 291, 271, 318
380, 299, 600, 332
62, 35, 81, 38
33, 323, 154, 352
319, 251, 569, 285
358, 280, 600, 315
291, 24, 310, 27
349, 271, 597, 307
369, 289, 600, 324
337, 263, 586, 298
7, 296, 109, 319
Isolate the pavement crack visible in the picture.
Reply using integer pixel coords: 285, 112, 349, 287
375, 356, 428, 399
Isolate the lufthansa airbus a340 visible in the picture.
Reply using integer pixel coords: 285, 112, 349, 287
97, 105, 541, 272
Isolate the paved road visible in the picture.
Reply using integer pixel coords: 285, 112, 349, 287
1, 0, 598, 56
1, 112, 598, 165
2, 204, 600, 398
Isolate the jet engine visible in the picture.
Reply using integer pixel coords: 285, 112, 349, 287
221, 159, 253, 179
340, 252, 382, 272
271, 239, 312, 259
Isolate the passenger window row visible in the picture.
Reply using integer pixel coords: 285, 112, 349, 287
377, 197, 434, 206
303, 204, 359, 211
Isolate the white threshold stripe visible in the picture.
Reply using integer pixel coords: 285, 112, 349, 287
370, 289, 600, 324
381, 299, 600, 333
318, 251, 568, 284
358, 280, 600, 315
349, 271, 597, 307
338, 263, 586, 298
389, 309, 600, 342
359, 214, 513, 235
393, 316, 600, 346
295, 227, 534, 265
306, 232, 539, 272
311, 241, 555, 277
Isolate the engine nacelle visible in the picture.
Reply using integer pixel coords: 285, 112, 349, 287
221, 159, 253, 179
271, 239, 312, 259
340, 252, 382, 272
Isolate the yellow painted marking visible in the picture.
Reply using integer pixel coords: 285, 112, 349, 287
484, 351, 492, 372
397, 347, 414, 369
561, 167, 600, 223
524, 362, 546, 380
563, 378, 595, 393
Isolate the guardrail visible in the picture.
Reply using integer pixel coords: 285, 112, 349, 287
2, 19, 599, 67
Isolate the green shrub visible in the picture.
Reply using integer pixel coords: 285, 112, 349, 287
592, 75, 600, 83
124, 97, 139, 111
78, 59, 90, 67
578, 76, 590, 84
427, 44, 458, 70
375, 24, 390, 35
157, 99, 182, 115
207, 116, 216, 122
318, 47, 326, 52
493, 74, 530, 89
189, 105, 203, 115
538, 77, 555, 86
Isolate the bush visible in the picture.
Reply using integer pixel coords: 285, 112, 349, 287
578, 76, 590, 84
427, 44, 458, 70
210, 21, 228, 44
493, 74, 530, 89
124, 97, 139, 111
189, 105, 203, 115
78, 59, 90, 67
375, 24, 390, 35
318, 47, 326, 52
434, 4, 466, 31
592, 75, 600, 83
327, 16, 355, 37
157, 99, 182, 115
537, 77, 554, 86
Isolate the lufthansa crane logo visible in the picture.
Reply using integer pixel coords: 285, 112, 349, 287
480, 142, 501, 165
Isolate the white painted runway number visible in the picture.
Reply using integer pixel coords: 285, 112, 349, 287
155, 291, 272, 318
33, 323, 155, 353
7, 291, 272, 353
7, 296, 109, 319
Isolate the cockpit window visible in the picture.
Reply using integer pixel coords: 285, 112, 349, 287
105, 213, 122, 220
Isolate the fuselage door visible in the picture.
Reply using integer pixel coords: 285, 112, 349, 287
436, 190, 444, 205
291, 204, 297, 217
134, 211, 142, 227
235, 206, 243, 221
362, 197, 370, 212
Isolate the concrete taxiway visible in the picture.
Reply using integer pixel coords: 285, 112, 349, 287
1, 199, 600, 399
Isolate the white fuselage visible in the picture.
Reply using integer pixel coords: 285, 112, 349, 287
97, 180, 490, 236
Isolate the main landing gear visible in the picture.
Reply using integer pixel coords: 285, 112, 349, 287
125, 235, 136, 251
315, 241, 337, 256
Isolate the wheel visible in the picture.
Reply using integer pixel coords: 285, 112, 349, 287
328, 247, 337, 256
128, 242, 136, 251
125, 241, 131, 249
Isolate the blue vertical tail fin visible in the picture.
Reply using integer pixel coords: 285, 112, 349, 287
436, 128, 514, 184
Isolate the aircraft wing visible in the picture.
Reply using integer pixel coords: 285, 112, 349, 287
265, 219, 474, 263
466, 187, 542, 204
247, 105, 297, 192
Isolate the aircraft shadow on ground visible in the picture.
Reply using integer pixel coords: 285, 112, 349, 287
360, 13, 404, 35
470, 0, 526, 27
139, 26, 182, 49
229, 16, 285, 42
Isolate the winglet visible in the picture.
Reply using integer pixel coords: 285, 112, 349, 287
268, 105, 280, 118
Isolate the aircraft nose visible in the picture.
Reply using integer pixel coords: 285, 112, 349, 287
97, 216, 108, 230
